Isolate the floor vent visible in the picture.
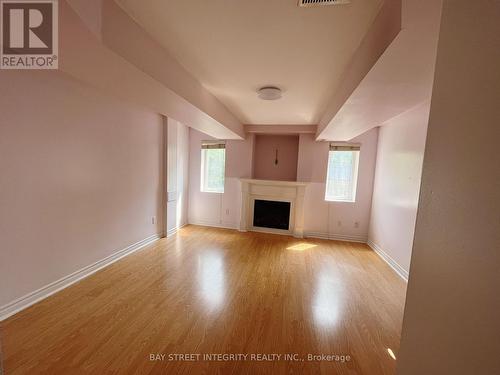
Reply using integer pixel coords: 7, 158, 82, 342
298, 0, 350, 7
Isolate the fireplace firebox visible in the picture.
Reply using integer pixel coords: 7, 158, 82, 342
253, 199, 291, 230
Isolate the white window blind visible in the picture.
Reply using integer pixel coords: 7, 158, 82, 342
325, 143, 360, 202
201, 141, 226, 193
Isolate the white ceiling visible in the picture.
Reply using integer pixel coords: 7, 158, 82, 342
115, 0, 383, 125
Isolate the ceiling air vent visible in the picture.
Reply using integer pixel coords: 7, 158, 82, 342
298, 0, 350, 7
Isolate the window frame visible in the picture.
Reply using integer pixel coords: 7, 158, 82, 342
200, 141, 226, 194
324, 144, 360, 203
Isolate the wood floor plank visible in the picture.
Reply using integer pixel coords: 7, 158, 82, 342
0, 225, 406, 375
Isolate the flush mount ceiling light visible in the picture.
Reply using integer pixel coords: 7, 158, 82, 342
258, 87, 282, 100
298, 0, 350, 7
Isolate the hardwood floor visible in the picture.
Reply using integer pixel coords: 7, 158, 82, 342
0, 225, 406, 375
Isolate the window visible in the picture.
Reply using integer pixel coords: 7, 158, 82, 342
325, 144, 360, 202
201, 140, 226, 193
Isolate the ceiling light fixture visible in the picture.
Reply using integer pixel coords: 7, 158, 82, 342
258, 86, 282, 100
298, 0, 351, 7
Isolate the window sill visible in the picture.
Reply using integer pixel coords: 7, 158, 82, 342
201, 190, 224, 194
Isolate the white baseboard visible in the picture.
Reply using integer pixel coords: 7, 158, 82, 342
304, 231, 367, 243
367, 240, 409, 282
185, 224, 368, 243
166, 223, 187, 237
188, 219, 239, 230
0, 233, 162, 321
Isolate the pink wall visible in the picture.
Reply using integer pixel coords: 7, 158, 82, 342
187, 127, 378, 242
252, 135, 299, 181
188, 129, 253, 229
0, 70, 164, 309
398, 1, 500, 373
299, 129, 379, 241
368, 102, 430, 277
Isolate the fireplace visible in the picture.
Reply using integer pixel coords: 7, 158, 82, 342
253, 199, 291, 230
239, 179, 308, 237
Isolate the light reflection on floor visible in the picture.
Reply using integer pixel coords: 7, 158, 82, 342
286, 243, 318, 251
312, 271, 342, 328
197, 252, 225, 310
387, 348, 397, 360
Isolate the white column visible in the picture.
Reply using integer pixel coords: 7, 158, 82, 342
293, 185, 306, 238
239, 180, 249, 232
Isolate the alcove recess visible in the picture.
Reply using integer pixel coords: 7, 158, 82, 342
252, 134, 299, 182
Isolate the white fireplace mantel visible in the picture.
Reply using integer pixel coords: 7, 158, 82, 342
239, 178, 308, 238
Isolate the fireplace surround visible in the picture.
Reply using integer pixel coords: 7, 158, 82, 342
239, 178, 308, 237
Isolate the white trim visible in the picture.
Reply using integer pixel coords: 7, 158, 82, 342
166, 226, 177, 237
367, 240, 409, 281
185, 224, 368, 243
249, 196, 295, 236
188, 219, 238, 230
239, 179, 307, 238
304, 231, 367, 243
166, 223, 187, 237
250, 226, 294, 237
239, 178, 308, 187
0, 233, 162, 322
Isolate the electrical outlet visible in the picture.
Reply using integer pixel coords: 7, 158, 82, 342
151, 216, 156, 224
337, 220, 342, 227
226, 209, 230, 215
354, 221, 359, 228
